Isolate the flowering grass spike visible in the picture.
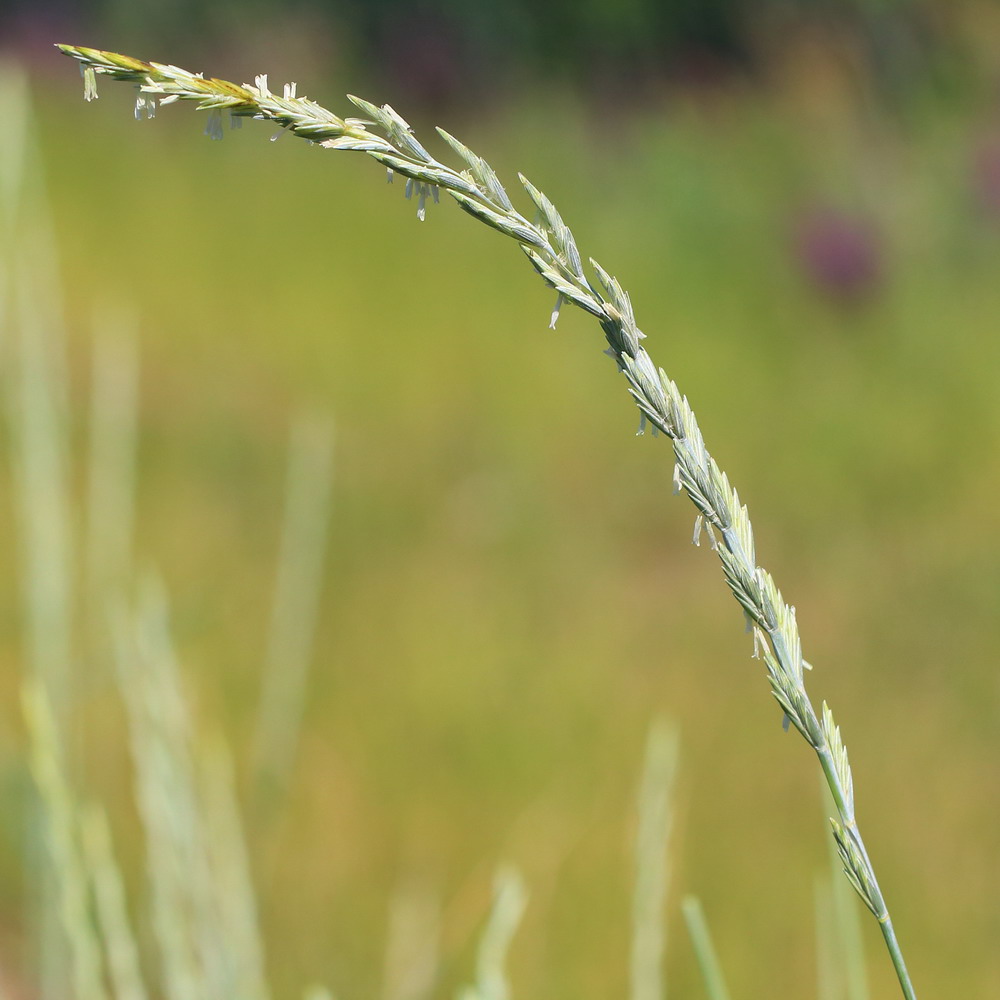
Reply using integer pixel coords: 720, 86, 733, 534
56, 43, 918, 1000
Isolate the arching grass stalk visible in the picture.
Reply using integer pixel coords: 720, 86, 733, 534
56, 44, 917, 1000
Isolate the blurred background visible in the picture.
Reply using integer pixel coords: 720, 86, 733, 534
2, 0, 1000, 998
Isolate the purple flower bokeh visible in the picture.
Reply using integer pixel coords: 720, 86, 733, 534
792, 206, 883, 304
972, 137, 1000, 221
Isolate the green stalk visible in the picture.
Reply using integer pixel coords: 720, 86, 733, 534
681, 897, 731, 1000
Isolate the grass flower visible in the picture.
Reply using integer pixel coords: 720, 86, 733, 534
56, 43, 920, 1000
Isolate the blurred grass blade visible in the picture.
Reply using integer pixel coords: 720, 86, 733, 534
111, 579, 212, 1000
85, 305, 139, 630
833, 866, 869, 1000
2, 61, 75, 1000
0, 61, 28, 230
304, 987, 336, 1000
382, 878, 441, 1000
200, 737, 272, 1000
113, 577, 273, 1000
80, 805, 150, 1000
681, 896, 731, 1000
9, 218, 75, 711
815, 878, 841, 1000
2, 60, 74, 720
22, 679, 108, 1000
822, 784, 869, 1000
254, 411, 334, 798
461, 867, 527, 1000
631, 720, 680, 1000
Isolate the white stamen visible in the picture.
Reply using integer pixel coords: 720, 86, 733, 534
283, 82, 297, 99
404, 177, 414, 200
417, 185, 427, 221
549, 292, 564, 330
134, 87, 156, 120
672, 463, 682, 494
635, 413, 647, 436
230, 111, 242, 129
82, 65, 99, 102
692, 515, 703, 547
204, 108, 224, 141
705, 524, 719, 551
386, 168, 394, 184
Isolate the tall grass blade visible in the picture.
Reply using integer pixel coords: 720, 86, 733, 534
200, 738, 272, 1000
3, 61, 75, 1000
253, 411, 334, 800
823, 786, 869, 1000
630, 720, 680, 1000
815, 878, 841, 1000
85, 306, 139, 637
382, 879, 441, 1000
304, 987, 336, 1000
112, 576, 273, 1000
0, 61, 28, 232
79, 805, 150, 1000
111, 579, 214, 1000
681, 896, 731, 1000
460, 867, 528, 1000
22, 679, 109, 1000
832, 869, 869, 1000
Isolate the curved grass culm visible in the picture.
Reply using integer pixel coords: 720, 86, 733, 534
56, 43, 918, 1000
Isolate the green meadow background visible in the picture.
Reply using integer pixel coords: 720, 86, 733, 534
3, 5, 1000, 998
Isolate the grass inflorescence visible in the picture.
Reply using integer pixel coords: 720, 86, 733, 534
56, 43, 918, 999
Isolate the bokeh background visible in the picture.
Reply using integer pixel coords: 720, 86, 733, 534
2, 1, 1000, 997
